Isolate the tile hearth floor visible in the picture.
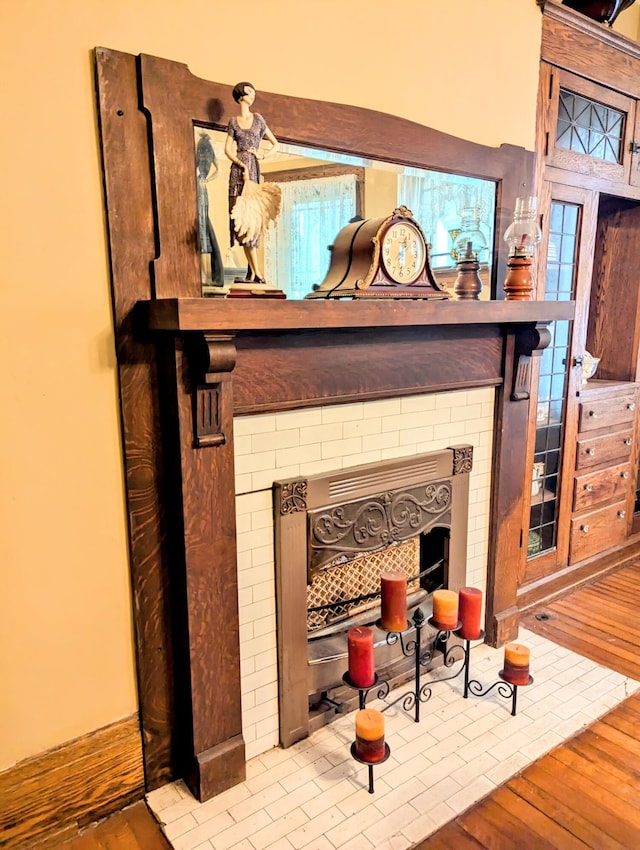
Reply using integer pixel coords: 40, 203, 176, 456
147, 627, 639, 850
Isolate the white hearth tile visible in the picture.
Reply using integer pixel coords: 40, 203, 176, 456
400, 394, 438, 413
275, 409, 323, 430
234, 415, 277, 437
250, 809, 310, 850
320, 402, 365, 423
399, 425, 435, 446
288, 806, 347, 849
381, 444, 424, 461
149, 578, 640, 850
163, 813, 201, 840
332, 834, 376, 850
298, 837, 333, 850
322, 804, 383, 849
277, 444, 322, 468
342, 417, 383, 438
373, 773, 430, 816
433, 421, 467, 441
362, 801, 419, 848
298, 423, 343, 445
320, 436, 363, 460
447, 774, 496, 814
171, 811, 238, 850
401, 801, 457, 844
205, 810, 273, 850
360, 397, 402, 418
191, 784, 253, 825
361, 431, 400, 452
253, 465, 300, 491
253, 428, 301, 453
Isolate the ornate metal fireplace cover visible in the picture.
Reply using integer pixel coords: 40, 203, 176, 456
308, 481, 452, 577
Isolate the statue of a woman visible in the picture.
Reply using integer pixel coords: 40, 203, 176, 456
224, 81, 281, 284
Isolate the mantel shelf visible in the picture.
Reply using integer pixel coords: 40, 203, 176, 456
142, 297, 575, 334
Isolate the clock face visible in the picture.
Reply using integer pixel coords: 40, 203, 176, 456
381, 220, 426, 284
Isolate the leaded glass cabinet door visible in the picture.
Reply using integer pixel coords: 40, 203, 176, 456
522, 184, 596, 586
544, 65, 637, 186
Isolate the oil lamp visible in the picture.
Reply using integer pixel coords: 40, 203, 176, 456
502, 196, 542, 301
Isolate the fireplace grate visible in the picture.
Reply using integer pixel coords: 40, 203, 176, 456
306, 538, 445, 633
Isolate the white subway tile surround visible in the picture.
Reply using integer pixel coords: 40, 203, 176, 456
235, 390, 494, 758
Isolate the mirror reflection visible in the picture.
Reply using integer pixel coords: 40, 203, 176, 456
194, 127, 497, 299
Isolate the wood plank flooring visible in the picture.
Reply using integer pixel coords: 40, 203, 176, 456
414, 561, 640, 849
26, 802, 171, 850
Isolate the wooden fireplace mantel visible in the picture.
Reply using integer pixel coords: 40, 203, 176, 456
144, 296, 574, 333
139, 295, 573, 803
95, 45, 575, 804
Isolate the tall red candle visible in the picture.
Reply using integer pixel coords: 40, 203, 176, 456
458, 587, 483, 639
380, 571, 408, 632
347, 626, 375, 688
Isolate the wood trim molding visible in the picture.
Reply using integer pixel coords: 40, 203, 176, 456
541, 0, 640, 96
0, 715, 144, 849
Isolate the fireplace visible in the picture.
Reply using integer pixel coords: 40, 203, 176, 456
273, 446, 472, 746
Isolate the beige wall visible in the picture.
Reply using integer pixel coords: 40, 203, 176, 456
0, 0, 542, 770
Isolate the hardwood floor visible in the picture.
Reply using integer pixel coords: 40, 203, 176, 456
27, 802, 171, 850
45, 562, 640, 850
414, 561, 640, 849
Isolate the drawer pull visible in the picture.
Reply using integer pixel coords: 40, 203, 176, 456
580, 524, 590, 533
624, 438, 632, 446
618, 510, 626, 519
586, 448, 596, 456
621, 471, 630, 479
627, 402, 636, 411
584, 483, 593, 491
588, 410, 598, 418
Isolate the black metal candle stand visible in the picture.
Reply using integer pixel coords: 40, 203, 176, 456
372, 608, 471, 722
342, 672, 390, 710
350, 742, 390, 794
466, 670, 534, 716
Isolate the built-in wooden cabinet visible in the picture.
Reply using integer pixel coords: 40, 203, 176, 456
521, 0, 640, 607
569, 381, 639, 564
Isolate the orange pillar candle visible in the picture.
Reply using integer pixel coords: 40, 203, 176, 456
503, 642, 530, 685
380, 571, 407, 632
458, 587, 483, 639
347, 626, 375, 688
432, 589, 459, 630
355, 708, 385, 763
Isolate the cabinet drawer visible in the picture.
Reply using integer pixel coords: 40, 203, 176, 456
578, 394, 637, 433
575, 429, 634, 470
572, 462, 632, 511
569, 501, 628, 565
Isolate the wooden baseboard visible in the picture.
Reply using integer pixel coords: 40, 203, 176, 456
0, 714, 144, 849
517, 536, 640, 612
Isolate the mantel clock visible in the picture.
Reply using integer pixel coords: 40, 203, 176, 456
307, 206, 449, 299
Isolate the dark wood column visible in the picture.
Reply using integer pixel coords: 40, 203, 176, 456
167, 334, 245, 800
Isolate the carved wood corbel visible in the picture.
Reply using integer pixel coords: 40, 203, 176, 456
192, 333, 237, 447
511, 323, 551, 401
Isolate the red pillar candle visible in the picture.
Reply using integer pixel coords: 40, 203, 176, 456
458, 587, 483, 639
380, 571, 408, 632
347, 626, 375, 688
355, 708, 385, 763
431, 589, 459, 630
503, 642, 530, 685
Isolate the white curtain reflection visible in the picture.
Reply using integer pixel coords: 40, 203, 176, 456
264, 174, 357, 299
398, 170, 496, 268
